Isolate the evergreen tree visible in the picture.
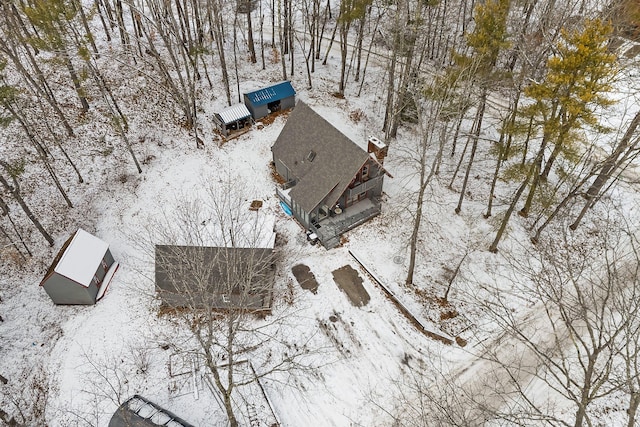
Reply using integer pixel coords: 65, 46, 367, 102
519, 18, 617, 216
490, 18, 618, 251
22, 0, 91, 112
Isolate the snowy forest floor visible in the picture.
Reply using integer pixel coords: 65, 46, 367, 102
1, 6, 640, 427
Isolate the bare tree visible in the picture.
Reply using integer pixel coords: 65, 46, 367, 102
0, 364, 50, 426
480, 216, 640, 426
0, 160, 54, 246
401, 98, 446, 286
571, 108, 640, 230
141, 177, 317, 427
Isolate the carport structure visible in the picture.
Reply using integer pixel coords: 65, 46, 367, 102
213, 103, 253, 137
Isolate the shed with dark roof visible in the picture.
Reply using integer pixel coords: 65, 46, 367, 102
272, 102, 388, 248
109, 395, 194, 427
243, 81, 296, 120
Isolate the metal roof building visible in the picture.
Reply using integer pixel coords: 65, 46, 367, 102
213, 103, 253, 137
108, 395, 195, 427
243, 81, 296, 120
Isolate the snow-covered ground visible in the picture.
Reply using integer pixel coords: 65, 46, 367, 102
1, 4, 640, 426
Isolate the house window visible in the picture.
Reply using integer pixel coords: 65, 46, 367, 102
307, 150, 316, 162
101, 260, 108, 271
362, 165, 369, 179
222, 294, 230, 303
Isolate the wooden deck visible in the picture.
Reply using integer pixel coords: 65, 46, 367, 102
311, 198, 381, 249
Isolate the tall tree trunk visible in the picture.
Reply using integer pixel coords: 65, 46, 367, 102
489, 171, 531, 253
406, 165, 425, 287
485, 130, 508, 218
448, 130, 470, 189
73, 0, 99, 57
60, 44, 90, 113
209, 0, 232, 105
450, 105, 467, 157
489, 148, 546, 253
354, 13, 366, 82
407, 109, 443, 285
115, 0, 131, 53
0, 222, 28, 261
382, 49, 397, 139
0, 20, 75, 136
13, 114, 74, 207
0, 196, 32, 257
585, 111, 640, 199
316, 0, 330, 60
0, 168, 54, 247
357, 10, 382, 97
283, 0, 289, 54
389, 43, 416, 138
233, 14, 241, 103
94, 0, 112, 41
486, 91, 521, 218
259, 0, 265, 70
628, 393, 640, 427
37, 97, 83, 183
322, 10, 339, 65
247, 8, 257, 63
570, 113, 640, 230
455, 92, 486, 214
540, 141, 562, 180
531, 168, 595, 243
338, 19, 350, 95
86, 59, 141, 172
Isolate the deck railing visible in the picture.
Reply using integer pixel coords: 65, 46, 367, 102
347, 176, 383, 199
311, 201, 381, 248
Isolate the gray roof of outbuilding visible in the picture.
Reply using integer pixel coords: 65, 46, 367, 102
155, 246, 276, 310
109, 395, 195, 427
271, 101, 369, 213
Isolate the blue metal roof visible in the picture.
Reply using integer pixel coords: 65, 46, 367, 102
245, 81, 296, 106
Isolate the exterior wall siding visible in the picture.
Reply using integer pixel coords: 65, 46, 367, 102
244, 101, 269, 120
42, 249, 113, 305
274, 159, 289, 181
280, 96, 295, 111
43, 273, 95, 305
245, 94, 295, 120
254, 105, 269, 119
104, 249, 115, 267
291, 199, 310, 229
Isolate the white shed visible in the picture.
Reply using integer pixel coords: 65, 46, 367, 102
40, 228, 119, 305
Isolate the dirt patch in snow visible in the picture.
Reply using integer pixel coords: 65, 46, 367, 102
292, 264, 319, 294
331, 265, 370, 307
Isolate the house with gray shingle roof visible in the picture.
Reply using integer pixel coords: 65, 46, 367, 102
272, 101, 388, 248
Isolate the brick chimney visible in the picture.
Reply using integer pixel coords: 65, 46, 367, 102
367, 136, 388, 164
